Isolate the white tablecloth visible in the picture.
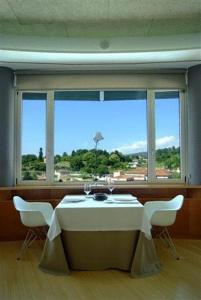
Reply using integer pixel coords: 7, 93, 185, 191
47, 194, 152, 241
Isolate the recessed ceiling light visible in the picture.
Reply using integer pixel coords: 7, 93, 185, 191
100, 40, 110, 50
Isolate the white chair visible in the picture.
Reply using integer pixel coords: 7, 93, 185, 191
144, 195, 184, 259
13, 196, 54, 260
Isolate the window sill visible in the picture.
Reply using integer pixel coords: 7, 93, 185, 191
0, 182, 192, 190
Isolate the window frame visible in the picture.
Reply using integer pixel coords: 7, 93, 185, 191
150, 89, 186, 183
15, 88, 186, 186
16, 90, 50, 184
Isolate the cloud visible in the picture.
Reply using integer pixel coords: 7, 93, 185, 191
115, 140, 147, 154
115, 136, 178, 154
155, 136, 177, 149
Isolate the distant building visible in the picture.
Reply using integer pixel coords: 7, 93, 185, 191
155, 168, 170, 179
128, 160, 138, 168
113, 171, 123, 177
112, 168, 147, 181
112, 167, 171, 181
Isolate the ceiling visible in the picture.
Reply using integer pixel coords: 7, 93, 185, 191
0, 0, 200, 37
0, 0, 200, 71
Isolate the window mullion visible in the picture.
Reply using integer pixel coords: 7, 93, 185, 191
100, 90, 104, 101
46, 91, 54, 184
147, 90, 156, 182
180, 90, 186, 182
16, 91, 22, 184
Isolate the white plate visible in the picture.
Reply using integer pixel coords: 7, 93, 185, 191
105, 200, 138, 204
62, 199, 86, 203
62, 196, 86, 203
112, 197, 138, 202
114, 201, 139, 204
110, 194, 137, 199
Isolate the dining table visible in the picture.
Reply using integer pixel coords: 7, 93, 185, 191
39, 194, 161, 277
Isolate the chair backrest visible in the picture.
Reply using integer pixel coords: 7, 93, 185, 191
148, 195, 184, 227
13, 196, 47, 227
167, 194, 184, 210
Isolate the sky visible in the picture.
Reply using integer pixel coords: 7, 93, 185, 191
22, 97, 180, 156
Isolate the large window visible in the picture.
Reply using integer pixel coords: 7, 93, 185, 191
54, 91, 147, 183
17, 89, 185, 184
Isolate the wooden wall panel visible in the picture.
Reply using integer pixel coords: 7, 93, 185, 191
0, 201, 27, 240
0, 185, 200, 241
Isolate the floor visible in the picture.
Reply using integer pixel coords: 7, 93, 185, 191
0, 239, 200, 300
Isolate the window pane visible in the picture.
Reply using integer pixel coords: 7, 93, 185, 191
54, 92, 147, 183
155, 91, 180, 180
104, 90, 147, 101
55, 91, 100, 101
21, 93, 47, 181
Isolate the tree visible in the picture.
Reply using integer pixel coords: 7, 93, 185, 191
55, 161, 70, 170
23, 171, 37, 180
70, 155, 84, 171
62, 152, 69, 161
38, 147, 43, 162
83, 151, 96, 172
33, 161, 46, 171
155, 147, 180, 170
22, 154, 37, 164
96, 165, 109, 176
54, 154, 62, 164
109, 153, 121, 168
97, 154, 109, 166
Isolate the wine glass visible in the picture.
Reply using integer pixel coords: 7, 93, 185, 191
107, 178, 114, 194
84, 183, 91, 197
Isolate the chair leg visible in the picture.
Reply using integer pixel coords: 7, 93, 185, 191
17, 226, 48, 260
158, 229, 170, 248
162, 227, 180, 260
34, 227, 43, 241
17, 228, 37, 260
17, 227, 47, 260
